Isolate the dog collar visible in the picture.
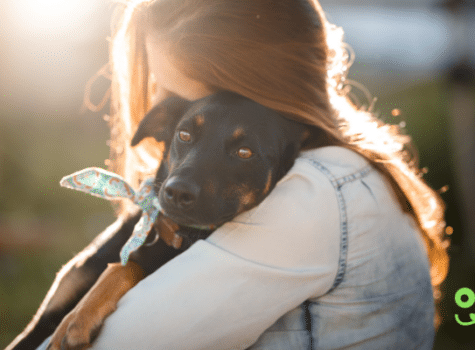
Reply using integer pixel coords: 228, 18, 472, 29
60, 167, 214, 265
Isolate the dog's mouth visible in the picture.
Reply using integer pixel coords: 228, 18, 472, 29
159, 206, 235, 230
155, 180, 242, 229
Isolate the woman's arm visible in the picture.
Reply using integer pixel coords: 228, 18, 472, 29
89, 159, 341, 350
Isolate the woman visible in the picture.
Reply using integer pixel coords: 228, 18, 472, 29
48, 0, 449, 348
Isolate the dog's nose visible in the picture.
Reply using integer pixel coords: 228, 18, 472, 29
163, 177, 200, 209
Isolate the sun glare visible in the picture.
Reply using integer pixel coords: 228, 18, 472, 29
11, 0, 98, 35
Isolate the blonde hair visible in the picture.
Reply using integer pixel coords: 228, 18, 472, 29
93, 0, 448, 320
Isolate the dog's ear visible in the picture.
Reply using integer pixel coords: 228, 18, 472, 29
131, 96, 192, 147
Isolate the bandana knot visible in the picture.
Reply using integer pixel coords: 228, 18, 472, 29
60, 167, 160, 265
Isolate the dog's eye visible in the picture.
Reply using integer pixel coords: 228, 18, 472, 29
178, 130, 192, 142
237, 147, 253, 159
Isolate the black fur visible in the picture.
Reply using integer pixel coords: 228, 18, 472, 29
7, 91, 309, 350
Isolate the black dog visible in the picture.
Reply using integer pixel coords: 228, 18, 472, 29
7, 91, 315, 350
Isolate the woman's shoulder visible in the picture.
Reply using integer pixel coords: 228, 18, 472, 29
284, 146, 373, 187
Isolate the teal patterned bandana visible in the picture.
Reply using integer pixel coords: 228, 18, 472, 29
60, 168, 160, 266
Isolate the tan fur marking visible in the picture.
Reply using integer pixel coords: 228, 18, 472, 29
240, 191, 256, 207
238, 186, 256, 213
47, 213, 185, 349
155, 213, 183, 249
47, 262, 144, 349
263, 170, 272, 195
233, 127, 245, 139
222, 183, 257, 214
195, 114, 205, 126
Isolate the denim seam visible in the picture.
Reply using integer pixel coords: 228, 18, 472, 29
334, 165, 374, 188
300, 159, 373, 294
302, 301, 313, 350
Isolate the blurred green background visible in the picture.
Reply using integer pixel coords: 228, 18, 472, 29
1, 0, 475, 348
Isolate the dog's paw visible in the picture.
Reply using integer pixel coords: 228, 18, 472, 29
47, 310, 103, 350
46, 262, 141, 350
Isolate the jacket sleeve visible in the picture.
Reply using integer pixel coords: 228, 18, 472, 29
91, 159, 341, 350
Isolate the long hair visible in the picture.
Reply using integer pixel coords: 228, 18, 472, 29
101, 0, 448, 319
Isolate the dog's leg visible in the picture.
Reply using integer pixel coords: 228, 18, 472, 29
46, 261, 144, 350
5, 210, 142, 350
44, 215, 184, 350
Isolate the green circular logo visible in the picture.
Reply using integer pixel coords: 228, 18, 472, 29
455, 287, 475, 309
455, 287, 475, 326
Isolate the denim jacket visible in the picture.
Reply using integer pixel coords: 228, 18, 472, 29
248, 147, 435, 350
37, 146, 435, 350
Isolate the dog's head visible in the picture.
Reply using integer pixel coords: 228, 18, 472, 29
131, 91, 309, 228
